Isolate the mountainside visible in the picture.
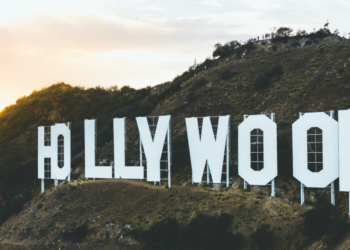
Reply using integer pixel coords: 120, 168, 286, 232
0, 35, 350, 249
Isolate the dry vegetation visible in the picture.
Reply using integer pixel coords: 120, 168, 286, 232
0, 36, 350, 249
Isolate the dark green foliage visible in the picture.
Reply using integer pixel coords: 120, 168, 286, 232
255, 75, 272, 89
271, 45, 277, 52
72, 155, 83, 169
277, 135, 292, 176
296, 30, 308, 36
0, 204, 13, 224
37, 203, 43, 209
135, 103, 155, 117
72, 224, 89, 240
193, 77, 206, 87
305, 40, 312, 45
137, 213, 242, 250
168, 82, 181, 93
186, 91, 195, 101
222, 70, 232, 80
252, 224, 273, 250
276, 27, 293, 37
324, 216, 350, 244
172, 134, 190, 173
265, 65, 284, 78
11, 194, 24, 213
21, 188, 32, 202
303, 203, 334, 239
213, 41, 241, 58
312, 28, 332, 38
291, 41, 300, 47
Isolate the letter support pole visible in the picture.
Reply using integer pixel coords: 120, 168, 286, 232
270, 113, 276, 197
167, 121, 171, 188
55, 178, 58, 187
271, 179, 275, 197
41, 179, 44, 193
243, 114, 248, 191
207, 163, 210, 185
301, 183, 305, 205
348, 193, 350, 219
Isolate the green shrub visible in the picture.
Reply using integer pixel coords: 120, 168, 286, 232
37, 203, 43, 209
303, 203, 333, 239
0, 204, 13, 224
252, 224, 273, 249
324, 216, 350, 244
135, 103, 155, 117
255, 75, 272, 89
222, 70, 232, 80
137, 213, 242, 250
72, 224, 88, 240
21, 188, 32, 202
11, 195, 24, 213
305, 40, 312, 45
186, 91, 195, 101
291, 41, 300, 47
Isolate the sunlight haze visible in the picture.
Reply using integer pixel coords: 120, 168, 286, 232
1, 0, 349, 110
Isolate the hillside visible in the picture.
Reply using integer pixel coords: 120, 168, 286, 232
0, 35, 350, 249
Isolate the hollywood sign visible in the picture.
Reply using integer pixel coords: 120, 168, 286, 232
37, 110, 350, 212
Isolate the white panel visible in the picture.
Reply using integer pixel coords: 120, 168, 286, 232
51, 123, 71, 180
136, 115, 170, 182
185, 116, 229, 184
84, 119, 112, 178
238, 115, 277, 185
339, 109, 350, 191
114, 118, 144, 179
293, 112, 338, 188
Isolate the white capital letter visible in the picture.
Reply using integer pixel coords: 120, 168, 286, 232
84, 119, 112, 178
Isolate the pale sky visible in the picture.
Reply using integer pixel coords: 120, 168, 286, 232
0, 0, 349, 111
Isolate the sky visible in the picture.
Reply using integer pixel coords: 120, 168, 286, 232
0, 0, 349, 111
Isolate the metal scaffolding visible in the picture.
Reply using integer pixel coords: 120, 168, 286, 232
197, 116, 231, 187
139, 116, 172, 187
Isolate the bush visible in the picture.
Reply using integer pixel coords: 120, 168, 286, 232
37, 203, 43, 209
305, 40, 312, 45
186, 91, 195, 101
266, 65, 284, 78
271, 45, 277, 52
255, 75, 272, 89
0, 204, 13, 224
222, 70, 232, 80
135, 103, 155, 117
138, 214, 242, 250
291, 41, 300, 47
72, 224, 89, 240
324, 217, 350, 244
303, 203, 333, 239
21, 188, 32, 202
252, 224, 273, 249
275, 27, 293, 37
277, 135, 292, 176
11, 194, 24, 213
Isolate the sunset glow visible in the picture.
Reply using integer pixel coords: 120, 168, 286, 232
1, 0, 349, 110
